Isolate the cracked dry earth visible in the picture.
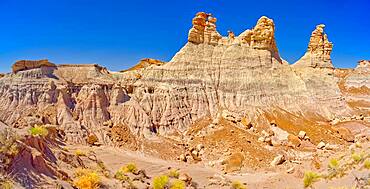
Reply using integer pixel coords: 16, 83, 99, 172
0, 12, 369, 189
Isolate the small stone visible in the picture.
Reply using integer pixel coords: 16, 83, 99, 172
317, 141, 326, 149
196, 144, 204, 151
286, 167, 295, 174
258, 136, 265, 142
298, 131, 306, 139
179, 154, 187, 162
271, 154, 285, 166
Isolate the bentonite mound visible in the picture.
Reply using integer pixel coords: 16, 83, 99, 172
0, 12, 369, 189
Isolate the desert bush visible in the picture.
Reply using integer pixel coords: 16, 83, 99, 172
0, 178, 13, 189
170, 179, 185, 189
364, 159, 370, 169
152, 175, 169, 189
0, 129, 19, 171
29, 125, 48, 137
86, 134, 98, 145
73, 168, 101, 189
168, 169, 180, 178
351, 153, 362, 163
303, 171, 321, 188
124, 163, 137, 173
231, 180, 246, 189
328, 158, 339, 170
114, 168, 129, 181
75, 149, 86, 157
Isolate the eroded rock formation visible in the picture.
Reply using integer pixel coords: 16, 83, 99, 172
12, 59, 56, 73
0, 12, 367, 147
294, 24, 334, 68
188, 12, 222, 45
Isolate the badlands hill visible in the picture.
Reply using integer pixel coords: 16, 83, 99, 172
0, 12, 369, 189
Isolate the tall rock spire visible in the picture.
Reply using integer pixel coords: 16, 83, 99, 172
188, 12, 222, 45
293, 24, 334, 68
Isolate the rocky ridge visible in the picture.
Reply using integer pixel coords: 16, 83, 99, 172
0, 11, 369, 189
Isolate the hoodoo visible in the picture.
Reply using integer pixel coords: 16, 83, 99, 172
293, 24, 334, 68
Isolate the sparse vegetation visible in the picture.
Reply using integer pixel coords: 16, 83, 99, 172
351, 153, 362, 163
152, 175, 169, 189
170, 179, 185, 189
75, 149, 86, 156
124, 163, 137, 173
0, 128, 19, 171
29, 125, 48, 137
231, 180, 247, 189
73, 168, 101, 189
303, 171, 321, 188
168, 169, 180, 178
364, 159, 370, 169
328, 158, 339, 170
0, 179, 13, 189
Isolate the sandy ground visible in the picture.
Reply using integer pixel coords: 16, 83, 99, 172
69, 145, 306, 189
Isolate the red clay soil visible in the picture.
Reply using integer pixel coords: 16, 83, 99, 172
263, 109, 345, 145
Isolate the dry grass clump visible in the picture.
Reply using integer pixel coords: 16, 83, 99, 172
0, 128, 19, 171
364, 159, 370, 169
231, 180, 247, 189
152, 175, 169, 189
0, 177, 13, 189
168, 169, 180, 179
303, 171, 321, 188
73, 168, 101, 189
114, 163, 137, 177
75, 149, 86, 157
351, 153, 363, 163
29, 125, 48, 137
328, 158, 340, 170
170, 179, 185, 189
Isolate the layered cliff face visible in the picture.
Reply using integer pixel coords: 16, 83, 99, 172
12, 59, 56, 73
0, 12, 366, 146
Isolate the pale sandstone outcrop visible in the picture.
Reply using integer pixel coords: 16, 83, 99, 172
12, 59, 56, 73
240, 16, 278, 53
293, 24, 334, 68
188, 12, 222, 45
120, 58, 165, 72
356, 60, 370, 71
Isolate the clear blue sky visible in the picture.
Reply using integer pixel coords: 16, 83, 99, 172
0, 0, 369, 73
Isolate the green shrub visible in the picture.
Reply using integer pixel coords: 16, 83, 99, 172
303, 171, 321, 188
170, 179, 185, 189
152, 175, 169, 189
29, 125, 48, 137
231, 180, 246, 189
